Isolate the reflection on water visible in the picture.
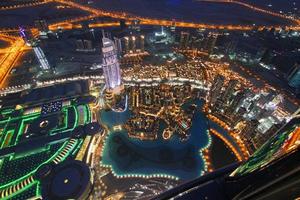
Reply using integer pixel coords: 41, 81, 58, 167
100, 100, 210, 180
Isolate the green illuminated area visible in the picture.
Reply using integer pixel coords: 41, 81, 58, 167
232, 118, 300, 176
0, 100, 92, 199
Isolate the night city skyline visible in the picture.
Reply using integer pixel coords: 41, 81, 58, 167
0, 0, 299, 200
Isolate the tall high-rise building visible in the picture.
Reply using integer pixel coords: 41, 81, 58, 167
140, 35, 145, 52
102, 36, 122, 93
227, 90, 247, 113
75, 39, 85, 50
240, 119, 260, 153
114, 37, 123, 56
209, 74, 225, 106
33, 45, 51, 70
83, 40, 93, 50
254, 122, 284, 149
124, 37, 130, 54
179, 31, 190, 49
75, 39, 94, 52
287, 63, 300, 89
20, 26, 50, 70
222, 79, 238, 105
204, 32, 218, 54
225, 38, 238, 55
131, 36, 136, 53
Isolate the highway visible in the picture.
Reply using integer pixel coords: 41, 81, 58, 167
0, 0, 52, 11
0, 38, 25, 88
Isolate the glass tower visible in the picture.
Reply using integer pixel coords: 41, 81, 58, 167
102, 37, 122, 91
33, 46, 51, 70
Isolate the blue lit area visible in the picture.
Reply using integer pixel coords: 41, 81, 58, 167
100, 107, 208, 180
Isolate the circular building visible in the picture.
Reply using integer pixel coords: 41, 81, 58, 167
41, 160, 92, 200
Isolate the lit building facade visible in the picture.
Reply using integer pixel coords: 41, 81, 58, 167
209, 74, 225, 106
222, 79, 238, 104
33, 45, 51, 70
102, 37, 122, 93
288, 64, 300, 89
179, 31, 190, 49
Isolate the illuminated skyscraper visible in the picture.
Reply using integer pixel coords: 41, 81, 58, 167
222, 79, 238, 104
102, 36, 122, 93
124, 37, 129, 54
227, 89, 248, 114
204, 32, 218, 54
210, 74, 225, 106
287, 63, 300, 89
19, 27, 50, 70
179, 31, 190, 49
131, 36, 136, 53
33, 45, 51, 70
140, 35, 145, 52
114, 37, 122, 56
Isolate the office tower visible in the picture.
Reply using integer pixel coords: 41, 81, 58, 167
140, 35, 145, 52
241, 120, 259, 137
89, 29, 96, 40
124, 37, 130, 54
227, 90, 247, 113
131, 36, 136, 53
287, 63, 300, 89
114, 37, 123, 56
210, 75, 225, 106
75, 39, 93, 51
190, 36, 197, 49
258, 89, 277, 107
204, 32, 218, 54
75, 39, 85, 50
179, 31, 190, 49
83, 40, 93, 50
20, 23, 50, 70
33, 45, 51, 70
102, 36, 122, 93
264, 94, 283, 112
224, 38, 237, 54
222, 79, 238, 105
240, 119, 260, 153
254, 122, 284, 149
